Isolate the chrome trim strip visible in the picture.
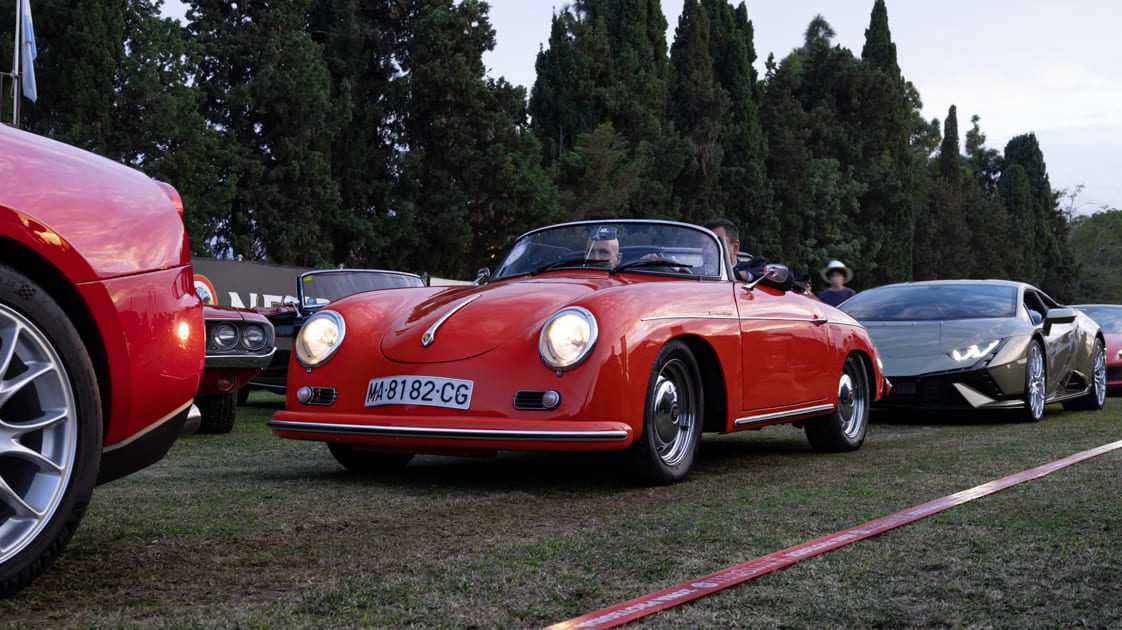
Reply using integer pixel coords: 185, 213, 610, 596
205, 347, 276, 369
103, 400, 194, 452
734, 403, 834, 428
422, 294, 482, 347
640, 314, 740, 322
268, 419, 629, 442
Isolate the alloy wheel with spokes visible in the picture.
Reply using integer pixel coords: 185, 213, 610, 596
0, 266, 101, 598
1022, 340, 1046, 421
1064, 338, 1107, 412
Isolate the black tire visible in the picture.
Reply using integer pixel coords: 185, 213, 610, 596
0, 265, 102, 598
806, 355, 869, 452
1063, 338, 1107, 411
1020, 339, 1047, 422
236, 388, 250, 406
628, 340, 704, 485
196, 393, 236, 434
327, 444, 413, 474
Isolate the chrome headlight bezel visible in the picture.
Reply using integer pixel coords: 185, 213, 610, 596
947, 339, 1002, 363
295, 310, 346, 368
210, 322, 239, 351
241, 323, 269, 351
539, 307, 598, 371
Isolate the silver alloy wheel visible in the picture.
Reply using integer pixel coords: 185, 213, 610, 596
1092, 341, 1107, 408
837, 363, 867, 439
649, 358, 698, 467
0, 304, 77, 565
1026, 342, 1045, 419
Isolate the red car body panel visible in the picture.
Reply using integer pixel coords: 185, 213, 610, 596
1, 125, 203, 476
1106, 332, 1121, 391
271, 270, 888, 455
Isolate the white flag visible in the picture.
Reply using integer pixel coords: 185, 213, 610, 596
20, 0, 37, 103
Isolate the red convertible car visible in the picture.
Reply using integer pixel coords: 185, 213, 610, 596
0, 125, 203, 596
270, 220, 889, 484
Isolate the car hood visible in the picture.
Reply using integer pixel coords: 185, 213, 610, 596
860, 318, 1026, 359
380, 277, 606, 363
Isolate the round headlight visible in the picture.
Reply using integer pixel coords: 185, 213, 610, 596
295, 310, 345, 368
241, 324, 268, 351
211, 323, 239, 351
539, 307, 598, 370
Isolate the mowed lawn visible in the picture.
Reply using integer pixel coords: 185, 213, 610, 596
3, 393, 1119, 628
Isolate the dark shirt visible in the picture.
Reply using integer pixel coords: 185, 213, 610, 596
818, 287, 856, 307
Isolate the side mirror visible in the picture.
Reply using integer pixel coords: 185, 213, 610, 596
745, 264, 791, 291
1043, 307, 1076, 334
474, 267, 491, 285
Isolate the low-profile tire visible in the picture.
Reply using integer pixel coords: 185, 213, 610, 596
236, 388, 250, 406
1063, 338, 1107, 411
1020, 339, 1047, 422
196, 393, 237, 434
806, 355, 869, 452
328, 444, 413, 474
628, 340, 703, 485
0, 266, 102, 598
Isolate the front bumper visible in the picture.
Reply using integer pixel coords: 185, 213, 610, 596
269, 410, 634, 453
876, 366, 1022, 410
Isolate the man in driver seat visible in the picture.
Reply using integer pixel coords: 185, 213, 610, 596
586, 226, 623, 267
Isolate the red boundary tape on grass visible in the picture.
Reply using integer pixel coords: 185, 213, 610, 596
546, 439, 1122, 630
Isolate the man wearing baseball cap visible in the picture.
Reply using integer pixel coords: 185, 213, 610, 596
818, 259, 856, 307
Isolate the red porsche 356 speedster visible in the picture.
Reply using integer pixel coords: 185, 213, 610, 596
270, 220, 890, 484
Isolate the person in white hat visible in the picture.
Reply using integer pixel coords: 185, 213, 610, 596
818, 259, 856, 307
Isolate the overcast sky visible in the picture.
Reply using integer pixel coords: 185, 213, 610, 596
161, 0, 1121, 213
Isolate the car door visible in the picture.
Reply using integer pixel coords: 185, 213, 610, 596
736, 283, 836, 414
1025, 288, 1077, 395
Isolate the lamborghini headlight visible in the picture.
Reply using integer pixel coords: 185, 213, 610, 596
539, 307, 598, 370
948, 339, 1001, 363
295, 310, 345, 368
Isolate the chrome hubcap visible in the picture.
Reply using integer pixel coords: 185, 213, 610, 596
1027, 344, 1045, 418
0, 304, 77, 564
650, 358, 697, 466
837, 364, 866, 439
1093, 343, 1106, 407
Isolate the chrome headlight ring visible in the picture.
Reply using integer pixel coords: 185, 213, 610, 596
295, 310, 346, 368
539, 306, 598, 371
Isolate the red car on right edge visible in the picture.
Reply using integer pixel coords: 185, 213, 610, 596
1074, 305, 1122, 395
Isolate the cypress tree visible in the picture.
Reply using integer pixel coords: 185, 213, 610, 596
998, 164, 1037, 283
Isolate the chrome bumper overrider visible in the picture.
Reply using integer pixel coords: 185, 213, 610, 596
267, 419, 629, 442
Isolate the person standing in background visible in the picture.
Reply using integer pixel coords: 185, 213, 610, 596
818, 260, 856, 307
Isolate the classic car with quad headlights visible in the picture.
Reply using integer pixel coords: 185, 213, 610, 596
245, 269, 424, 399
191, 305, 275, 433
1072, 304, 1122, 395
269, 220, 890, 485
1, 125, 203, 596
839, 280, 1107, 420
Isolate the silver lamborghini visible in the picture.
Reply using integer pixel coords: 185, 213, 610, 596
839, 280, 1107, 420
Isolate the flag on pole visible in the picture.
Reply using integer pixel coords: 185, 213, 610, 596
20, 0, 37, 103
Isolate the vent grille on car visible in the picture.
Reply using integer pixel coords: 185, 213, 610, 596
513, 390, 560, 410
307, 387, 337, 406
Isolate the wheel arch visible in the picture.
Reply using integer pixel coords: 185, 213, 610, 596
672, 333, 726, 433
0, 235, 111, 439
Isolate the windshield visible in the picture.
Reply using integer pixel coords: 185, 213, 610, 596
299, 270, 423, 309
492, 221, 725, 280
840, 284, 1018, 321
1077, 306, 1122, 333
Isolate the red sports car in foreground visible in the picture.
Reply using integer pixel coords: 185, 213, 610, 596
0, 125, 203, 596
270, 220, 889, 484
1074, 305, 1122, 395
192, 305, 275, 433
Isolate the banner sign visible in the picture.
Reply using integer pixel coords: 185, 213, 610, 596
190, 258, 310, 308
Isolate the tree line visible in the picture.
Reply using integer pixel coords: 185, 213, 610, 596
1, 0, 1111, 302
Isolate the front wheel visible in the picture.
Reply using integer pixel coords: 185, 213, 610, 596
0, 266, 102, 598
327, 444, 413, 474
1063, 338, 1106, 411
628, 341, 703, 485
196, 392, 236, 434
805, 355, 869, 452
1020, 340, 1047, 422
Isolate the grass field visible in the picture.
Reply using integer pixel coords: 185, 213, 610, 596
3, 393, 1119, 628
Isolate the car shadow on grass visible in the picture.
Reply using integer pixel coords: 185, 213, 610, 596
869, 407, 1061, 427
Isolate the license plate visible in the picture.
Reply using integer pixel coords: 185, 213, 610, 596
364, 375, 473, 409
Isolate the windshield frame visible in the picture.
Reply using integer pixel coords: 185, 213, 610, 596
491, 219, 731, 282
297, 269, 424, 315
